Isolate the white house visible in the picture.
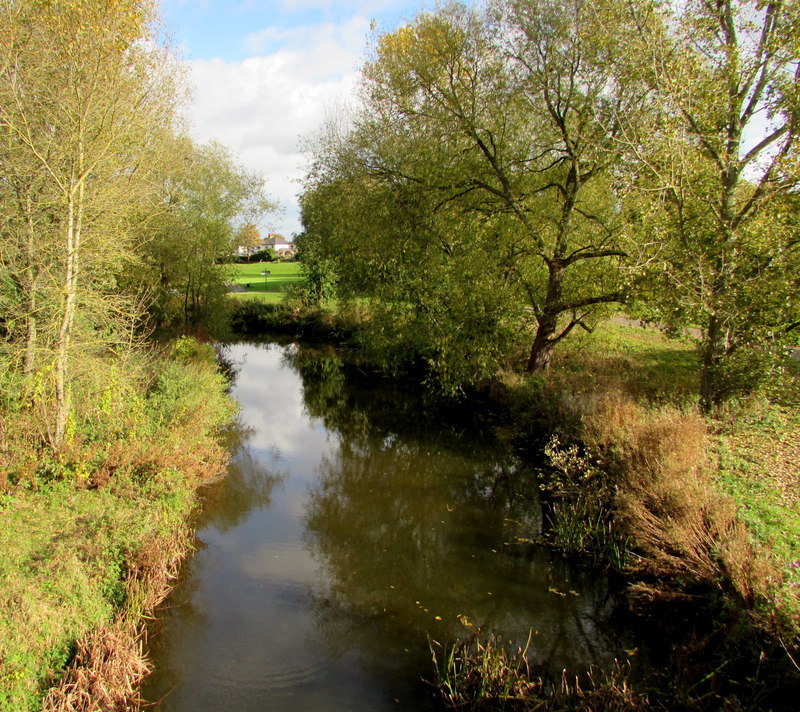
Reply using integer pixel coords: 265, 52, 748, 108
262, 233, 293, 253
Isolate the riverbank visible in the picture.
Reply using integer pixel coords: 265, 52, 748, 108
229, 301, 800, 709
0, 338, 236, 712
500, 322, 800, 708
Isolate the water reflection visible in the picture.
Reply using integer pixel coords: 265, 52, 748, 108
143, 342, 629, 712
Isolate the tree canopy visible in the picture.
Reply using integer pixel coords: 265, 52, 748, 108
0, 0, 274, 447
298, 0, 800, 405
623, 0, 800, 408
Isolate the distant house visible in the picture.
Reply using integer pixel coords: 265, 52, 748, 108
262, 233, 293, 253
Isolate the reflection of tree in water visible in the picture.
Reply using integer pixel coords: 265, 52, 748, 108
143, 446, 283, 708
284, 342, 508, 454
294, 345, 627, 684
193, 445, 284, 533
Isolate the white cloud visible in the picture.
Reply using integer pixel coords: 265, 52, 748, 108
183, 18, 367, 236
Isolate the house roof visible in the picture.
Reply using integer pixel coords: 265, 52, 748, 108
263, 233, 291, 247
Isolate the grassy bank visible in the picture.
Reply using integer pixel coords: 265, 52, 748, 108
502, 322, 800, 709
0, 337, 236, 711
541, 322, 799, 607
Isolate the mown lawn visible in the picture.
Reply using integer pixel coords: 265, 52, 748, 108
229, 261, 301, 299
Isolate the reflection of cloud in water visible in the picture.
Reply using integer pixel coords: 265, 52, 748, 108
145, 341, 637, 712
238, 540, 319, 590
227, 343, 336, 462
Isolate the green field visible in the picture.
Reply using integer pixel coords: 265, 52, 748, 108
229, 261, 302, 302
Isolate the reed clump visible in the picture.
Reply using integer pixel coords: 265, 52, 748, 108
430, 632, 649, 711
581, 392, 772, 608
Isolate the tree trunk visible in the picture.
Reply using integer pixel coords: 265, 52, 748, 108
527, 314, 557, 371
527, 261, 565, 373
23, 292, 37, 376
19, 195, 39, 375
54, 174, 83, 447
699, 312, 728, 413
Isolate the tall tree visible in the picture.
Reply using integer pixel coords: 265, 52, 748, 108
0, 0, 180, 445
302, 0, 647, 385
136, 138, 274, 328
626, 0, 800, 409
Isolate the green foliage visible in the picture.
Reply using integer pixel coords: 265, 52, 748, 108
298, 0, 643, 386
292, 228, 338, 306
541, 436, 629, 569
248, 247, 277, 263
172, 334, 217, 363
622, 0, 800, 410
131, 137, 275, 331
430, 633, 648, 711
145, 358, 233, 433
0, 336, 235, 710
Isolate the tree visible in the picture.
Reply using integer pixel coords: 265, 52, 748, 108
0, 0, 180, 446
236, 223, 262, 262
135, 138, 274, 328
626, 0, 800, 409
301, 0, 646, 385
490, 0, 650, 369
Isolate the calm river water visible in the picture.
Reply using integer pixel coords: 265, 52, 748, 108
142, 341, 631, 711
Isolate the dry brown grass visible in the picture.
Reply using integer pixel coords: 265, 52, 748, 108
555, 661, 650, 712
581, 392, 773, 607
42, 528, 192, 712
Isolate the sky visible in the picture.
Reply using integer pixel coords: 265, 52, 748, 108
159, 0, 440, 239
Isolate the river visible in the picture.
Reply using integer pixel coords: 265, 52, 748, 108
142, 341, 633, 711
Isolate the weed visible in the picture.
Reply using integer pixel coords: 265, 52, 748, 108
430, 632, 539, 710
540, 436, 629, 568
429, 632, 648, 711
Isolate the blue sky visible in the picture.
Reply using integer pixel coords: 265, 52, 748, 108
158, 0, 440, 237
162, 1, 430, 63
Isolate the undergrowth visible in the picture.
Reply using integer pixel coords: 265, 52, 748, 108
458, 321, 798, 710
0, 336, 235, 712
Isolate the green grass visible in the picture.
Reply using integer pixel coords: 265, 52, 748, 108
229, 261, 301, 296
550, 320, 700, 404
228, 290, 286, 304
0, 477, 195, 711
714, 400, 800, 625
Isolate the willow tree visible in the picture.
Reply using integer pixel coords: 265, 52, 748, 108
301, 0, 647, 384
627, 0, 800, 409
0, 0, 180, 446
